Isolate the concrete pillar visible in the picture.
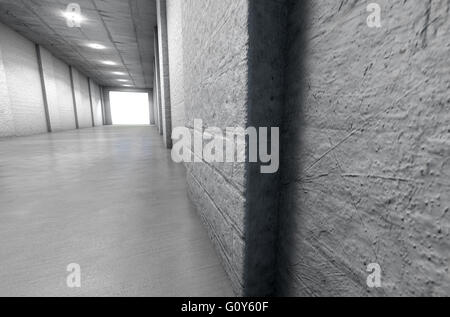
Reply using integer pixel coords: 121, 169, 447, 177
35, 45, 52, 133
153, 33, 163, 135
102, 88, 112, 126
152, 71, 159, 128
69, 66, 79, 129
87, 78, 95, 127
148, 89, 155, 125
100, 86, 106, 126
181, 0, 288, 297
0, 42, 14, 137
156, 0, 173, 149
166, 0, 185, 131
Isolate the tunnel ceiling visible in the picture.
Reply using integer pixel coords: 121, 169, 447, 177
0, 0, 156, 89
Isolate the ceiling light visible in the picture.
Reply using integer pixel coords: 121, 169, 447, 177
87, 43, 106, 50
63, 12, 83, 23
62, 5, 84, 28
117, 79, 129, 82
112, 72, 127, 76
101, 60, 118, 66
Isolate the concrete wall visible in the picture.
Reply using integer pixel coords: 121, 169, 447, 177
166, 0, 185, 130
182, 0, 249, 294
0, 22, 102, 137
277, 0, 450, 297
0, 22, 47, 137
156, 0, 173, 148
89, 79, 103, 127
102, 88, 112, 126
72, 68, 93, 129
40, 47, 76, 132
0, 36, 14, 137
153, 32, 163, 134
181, 0, 287, 296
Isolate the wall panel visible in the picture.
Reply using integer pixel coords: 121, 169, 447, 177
0, 22, 46, 136
72, 68, 93, 129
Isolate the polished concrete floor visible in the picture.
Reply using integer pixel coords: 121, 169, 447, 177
0, 126, 233, 297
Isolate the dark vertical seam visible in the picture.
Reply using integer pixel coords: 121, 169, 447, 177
35, 44, 52, 133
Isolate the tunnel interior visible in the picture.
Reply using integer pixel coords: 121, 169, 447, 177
0, 0, 448, 297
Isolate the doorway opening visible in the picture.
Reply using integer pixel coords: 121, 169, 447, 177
110, 91, 150, 125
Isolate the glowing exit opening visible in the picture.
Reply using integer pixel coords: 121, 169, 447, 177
110, 91, 150, 125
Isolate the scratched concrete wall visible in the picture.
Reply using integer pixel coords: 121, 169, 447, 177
182, 0, 249, 294
181, 0, 288, 296
277, 0, 450, 296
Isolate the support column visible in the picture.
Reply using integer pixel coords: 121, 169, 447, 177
100, 86, 106, 126
148, 89, 155, 125
35, 45, 52, 133
102, 88, 112, 126
154, 31, 163, 135
87, 78, 95, 127
0, 42, 15, 137
156, 0, 173, 148
69, 66, 79, 129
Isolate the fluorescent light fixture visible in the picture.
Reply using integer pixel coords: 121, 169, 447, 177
117, 79, 129, 82
101, 60, 117, 66
87, 43, 106, 50
62, 11, 84, 27
112, 71, 127, 76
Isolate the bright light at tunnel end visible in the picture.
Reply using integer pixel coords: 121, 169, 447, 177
110, 91, 150, 125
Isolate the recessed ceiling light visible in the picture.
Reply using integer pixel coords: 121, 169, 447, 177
112, 71, 126, 76
62, 11, 84, 27
117, 79, 129, 82
101, 60, 117, 66
123, 84, 133, 87
87, 43, 106, 50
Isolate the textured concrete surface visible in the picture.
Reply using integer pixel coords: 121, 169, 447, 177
0, 22, 47, 137
182, 0, 249, 295
181, 0, 288, 296
0, 126, 233, 297
153, 28, 164, 135
277, 0, 450, 297
166, 0, 185, 130
0, 21, 101, 137
0, 31, 15, 137
39, 46, 77, 132
156, 0, 173, 148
